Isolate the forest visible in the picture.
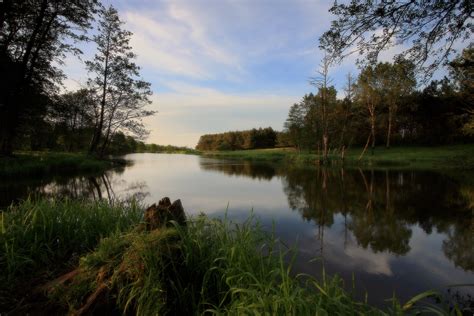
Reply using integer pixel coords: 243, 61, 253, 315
0, 2, 154, 157
197, 49, 473, 158
196, 127, 280, 151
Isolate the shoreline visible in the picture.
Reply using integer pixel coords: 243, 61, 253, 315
200, 144, 474, 170
0, 152, 128, 177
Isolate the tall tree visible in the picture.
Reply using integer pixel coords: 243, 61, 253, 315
382, 60, 416, 148
284, 102, 306, 151
311, 56, 332, 164
449, 45, 474, 136
0, 0, 98, 155
356, 65, 381, 157
340, 73, 355, 149
86, 6, 154, 156
320, 0, 473, 78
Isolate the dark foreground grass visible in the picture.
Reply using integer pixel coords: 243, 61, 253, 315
0, 151, 127, 177
203, 144, 474, 170
0, 199, 464, 315
0, 198, 143, 310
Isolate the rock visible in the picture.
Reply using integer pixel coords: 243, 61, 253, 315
144, 197, 186, 230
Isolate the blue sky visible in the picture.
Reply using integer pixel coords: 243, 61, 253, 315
61, 0, 451, 147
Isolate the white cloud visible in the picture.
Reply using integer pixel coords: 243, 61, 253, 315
123, 5, 244, 80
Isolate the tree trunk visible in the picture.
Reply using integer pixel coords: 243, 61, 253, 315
99, 123, 112, 158
323, 134, 328, 164
358, 133, 371, 160
341, 145, 345, 163
386, 108, 392, 149
370, 112, 376, 155
89, 31, 111, 155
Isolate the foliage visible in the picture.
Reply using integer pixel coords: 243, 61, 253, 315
86, 5, 154, 156
320, 0, 473, 78
280, 51, 473, 153
0, 0, 99, 155
196, 127, 278, 151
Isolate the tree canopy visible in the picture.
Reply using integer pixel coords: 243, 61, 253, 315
320, 0, 473, 78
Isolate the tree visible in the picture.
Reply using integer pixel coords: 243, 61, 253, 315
50, 89, 96, 151
320, 1, 473, 78
377, 60, 416, 148
311, 56, 332, 163
356, 65, 381, 157
86, 6, 154, 156
0, 0, 99, 155
339, 72, 355, 153
449, 45, 474, 136
284, 102, 306, 151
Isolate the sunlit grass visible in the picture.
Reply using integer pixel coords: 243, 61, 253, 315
0, 151, 127, 177
203, 144, 474, 169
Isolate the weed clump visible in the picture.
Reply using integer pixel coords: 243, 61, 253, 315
49, 214, 383, 315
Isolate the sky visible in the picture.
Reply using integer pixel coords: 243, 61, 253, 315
60, 0, 449, 148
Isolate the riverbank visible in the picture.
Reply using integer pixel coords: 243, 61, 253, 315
202, 144, 474, 170
0, 152, 128, 177
0, 198, 447, 315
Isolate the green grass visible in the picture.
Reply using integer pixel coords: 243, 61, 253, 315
0, 151, 127, 177
202, 144, 474, 170
52, 215, 386, 315
0, 198, 463, 314
0, 198, 143, 310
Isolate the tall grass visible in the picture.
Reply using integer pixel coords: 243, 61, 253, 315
1, 198, 465, 314
54, 215, 386, 315
0, 197, 143, 311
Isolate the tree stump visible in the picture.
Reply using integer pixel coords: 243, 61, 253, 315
144, 197, 186, 230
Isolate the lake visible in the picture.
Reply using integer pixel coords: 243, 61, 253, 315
2, 153, 473, 307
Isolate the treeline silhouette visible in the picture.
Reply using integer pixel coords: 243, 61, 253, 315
0, 2, 154, 157
196, 127, 279, 151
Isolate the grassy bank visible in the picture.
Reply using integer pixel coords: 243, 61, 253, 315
202, 144, 474, 170
0, 198, 143, 311
0, 198, 457, 315
0, 151, 127, 177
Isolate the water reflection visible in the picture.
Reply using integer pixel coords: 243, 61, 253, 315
0, 169, 150, 209
2, 154, 472, 306
200, 160, 473, 273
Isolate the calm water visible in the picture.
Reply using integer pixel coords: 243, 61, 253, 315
2, 153, 473, 307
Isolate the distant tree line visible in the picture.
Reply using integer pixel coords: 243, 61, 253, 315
106, 137, 196, 155
0, 1, 154, 157
196, 128, 281, 151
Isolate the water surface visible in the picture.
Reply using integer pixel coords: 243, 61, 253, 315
2, 153, 473, 306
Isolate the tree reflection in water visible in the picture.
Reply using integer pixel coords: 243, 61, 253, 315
1, 168, 149, 207
199, 160, 473, 272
